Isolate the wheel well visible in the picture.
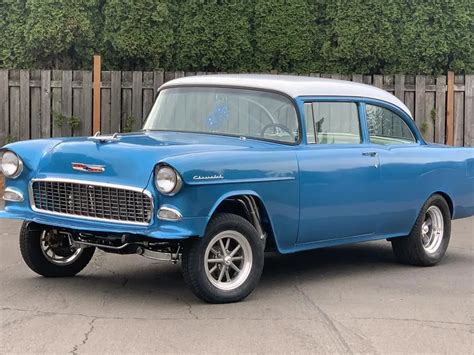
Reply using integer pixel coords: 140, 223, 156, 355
212, 195, 277, 251
433, 191, 454, 217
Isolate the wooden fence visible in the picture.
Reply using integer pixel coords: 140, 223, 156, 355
0, 69, 473, 146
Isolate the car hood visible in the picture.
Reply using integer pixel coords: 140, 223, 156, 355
30, 131, 271, 189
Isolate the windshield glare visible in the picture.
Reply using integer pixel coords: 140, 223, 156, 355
143, 87, 299, 143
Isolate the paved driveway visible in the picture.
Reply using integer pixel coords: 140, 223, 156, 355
0, 216, 472, 354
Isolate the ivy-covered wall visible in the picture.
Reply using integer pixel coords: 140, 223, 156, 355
1, 0, 472, 74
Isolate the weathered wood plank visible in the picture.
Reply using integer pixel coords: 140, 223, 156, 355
351, 74, 363, 83
9, 71, 20, 140
142, 72, 154, 119
132, 71, 143, 130
93, 55, 101, 134
100, 71, 111, 134
405, 92, 415, 119
394, 74, 405, 102
0, 70, 9, 145
30, 70, 41, 139
121, 72, 133, 132
51, 70, 62, 137
464, 75, 474, 147
40, 70, 51, 138
453, 91, 464, 147
446, 71, 455, 145
61, 70, 73, 136
373, 75, 383, 89
110, 71, 121, 133
72, 71, 82, 137
82, 71, 92, 136
435, 76, 446, 144
424, 92, 435, 142
19, 70, 30, 140
153, 71, 164, 99
415, 75, 426, 127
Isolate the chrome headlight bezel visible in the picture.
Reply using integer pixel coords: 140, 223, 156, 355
0, 150, 23, 179
154, 165, 182, 196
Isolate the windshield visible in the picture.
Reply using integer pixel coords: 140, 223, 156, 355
143, 87, 299, 143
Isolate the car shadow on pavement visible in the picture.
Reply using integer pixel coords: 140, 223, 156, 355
13, 239, 469, 306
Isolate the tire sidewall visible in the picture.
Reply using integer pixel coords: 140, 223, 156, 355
413, 195, 451, 264
187, 215, 265, 303
20, 222, 95, 277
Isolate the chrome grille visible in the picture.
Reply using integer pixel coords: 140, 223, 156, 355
31, 180, 153, 225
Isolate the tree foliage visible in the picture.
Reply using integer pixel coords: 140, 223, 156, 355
253, 0, 317, 72
103, 0, 173, 70
174, 1, 252, 71
26, 0, 97, 68
0, 0, 472, 74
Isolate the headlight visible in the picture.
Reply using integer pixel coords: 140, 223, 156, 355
0, 150, 23, 179
155, 165, 182, 195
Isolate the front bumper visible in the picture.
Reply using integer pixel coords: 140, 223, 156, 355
0, 204, 208, 240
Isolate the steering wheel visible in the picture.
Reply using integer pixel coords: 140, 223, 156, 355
260, 123, 295, 141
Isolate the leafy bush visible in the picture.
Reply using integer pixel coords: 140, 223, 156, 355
103, 0, 173, 70
0, 0, 472, 74
173, 0, 253, 71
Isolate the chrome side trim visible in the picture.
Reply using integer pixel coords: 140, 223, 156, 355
28, 178, 155, 226
3, 187, 24, 202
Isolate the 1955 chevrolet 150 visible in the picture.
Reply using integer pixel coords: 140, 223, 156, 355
1, 75, 473, 303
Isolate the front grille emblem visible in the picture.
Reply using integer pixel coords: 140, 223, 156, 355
72, 163, 105, 173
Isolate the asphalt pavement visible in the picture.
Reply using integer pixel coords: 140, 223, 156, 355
0, 213, 472, 354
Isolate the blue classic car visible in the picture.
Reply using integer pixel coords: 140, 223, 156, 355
1, 75, 473, 303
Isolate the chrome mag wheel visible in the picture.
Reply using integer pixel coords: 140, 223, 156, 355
421, 205, 444, 254
40, 230, 84, 265
204, 230, 253, 291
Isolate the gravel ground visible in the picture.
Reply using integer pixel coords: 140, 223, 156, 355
0, 209, 472, 354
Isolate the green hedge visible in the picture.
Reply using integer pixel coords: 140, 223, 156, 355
1, 0, 472, 74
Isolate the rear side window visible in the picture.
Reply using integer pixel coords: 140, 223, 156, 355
366, 104, 416, 145
304, 102, 361, 144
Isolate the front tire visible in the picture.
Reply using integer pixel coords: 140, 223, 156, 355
391, 194, 451, 266
19, 222, 95, 277
182, 213, 265, 303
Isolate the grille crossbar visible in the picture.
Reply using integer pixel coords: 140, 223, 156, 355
31, 180, 152, 224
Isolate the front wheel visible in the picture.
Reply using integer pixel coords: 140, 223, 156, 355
19, 222, 95, 277
182, 214, 265, 303
391, 194, 451, 266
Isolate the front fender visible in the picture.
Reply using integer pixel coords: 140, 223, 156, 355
156, 149, 300, 252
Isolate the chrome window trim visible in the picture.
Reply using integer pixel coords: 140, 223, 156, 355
28, 178, 155, 226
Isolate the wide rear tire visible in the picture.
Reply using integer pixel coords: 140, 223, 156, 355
391, 194, 451, 266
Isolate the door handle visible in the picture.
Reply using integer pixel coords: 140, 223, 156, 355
362, 152, 378, 157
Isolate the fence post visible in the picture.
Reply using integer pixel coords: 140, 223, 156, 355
93, 55, 101, 134
446, 71, 455, 145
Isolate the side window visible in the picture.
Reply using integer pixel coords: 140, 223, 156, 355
305, 102, 361, 144
366, 104, 416, 145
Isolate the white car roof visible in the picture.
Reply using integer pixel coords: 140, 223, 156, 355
160, 74, 412, 118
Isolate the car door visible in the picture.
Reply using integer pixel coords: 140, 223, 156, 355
364, 103, 423, 237
296, 100, 381, 245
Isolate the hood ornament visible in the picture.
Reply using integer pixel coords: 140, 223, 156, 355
72, 163, 105, 173
88, 131, 121, 143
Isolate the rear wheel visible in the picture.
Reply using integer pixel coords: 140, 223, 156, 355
391, 194, 451, 266
19, 222, 95, 277
182, 214, 265, 303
